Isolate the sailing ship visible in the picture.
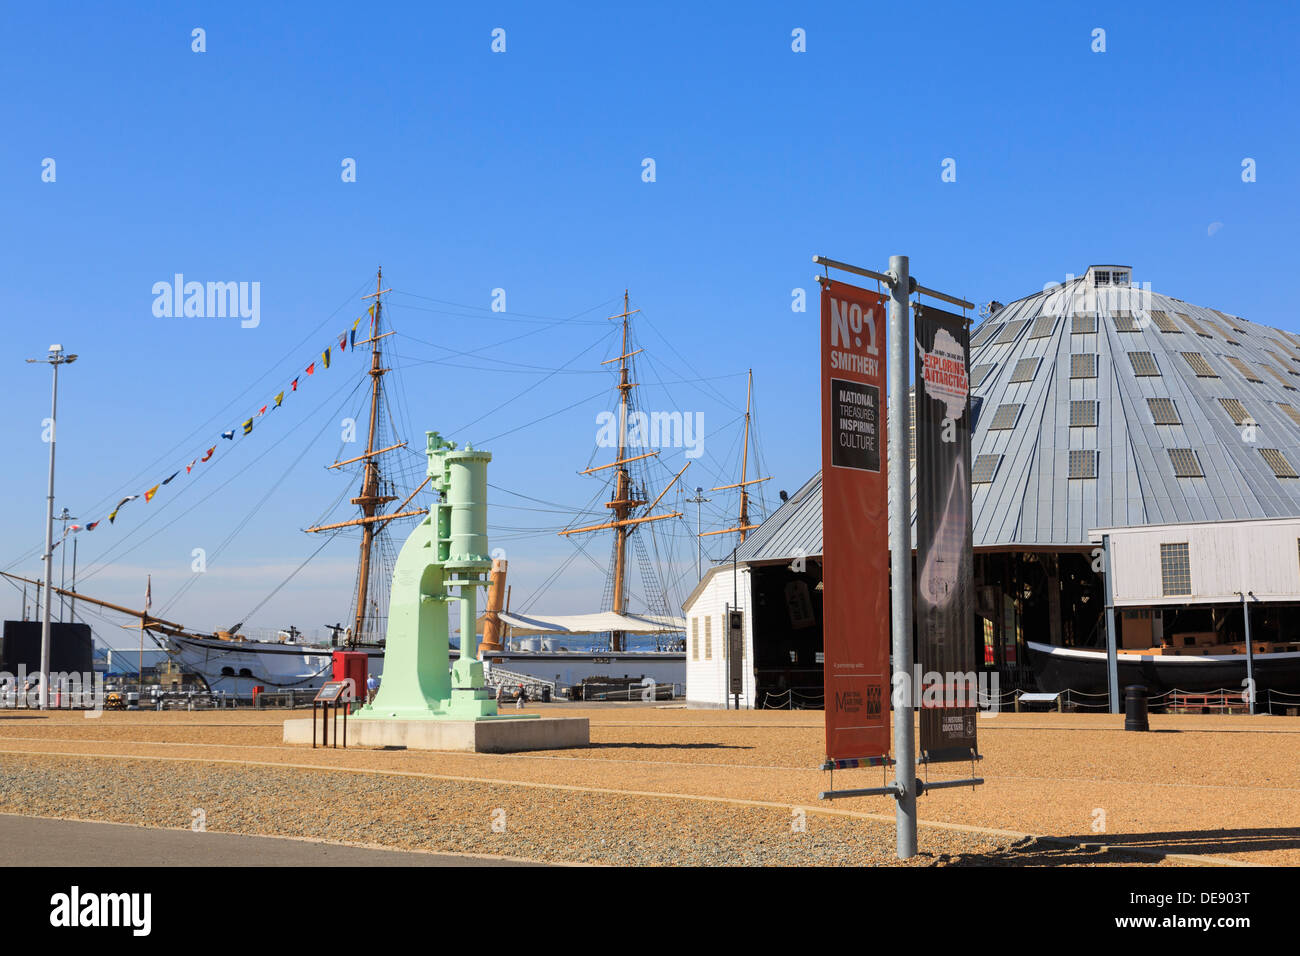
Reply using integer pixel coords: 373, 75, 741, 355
7, 278, 773, 697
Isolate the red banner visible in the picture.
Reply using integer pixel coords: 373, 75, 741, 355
820, 279, 890, 762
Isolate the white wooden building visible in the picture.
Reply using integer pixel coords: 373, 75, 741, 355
1090, 516, 1300, 607
681, 564, 757, 708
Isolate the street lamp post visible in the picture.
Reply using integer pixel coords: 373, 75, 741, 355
686, 486, 711, 580
26, 344, 77, 710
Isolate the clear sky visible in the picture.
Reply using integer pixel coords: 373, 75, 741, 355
2, 2, 1297, 643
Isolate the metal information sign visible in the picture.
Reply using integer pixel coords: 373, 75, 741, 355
728, 609, 744, 696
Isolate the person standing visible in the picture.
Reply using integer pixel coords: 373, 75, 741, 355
366, 673, 378, 704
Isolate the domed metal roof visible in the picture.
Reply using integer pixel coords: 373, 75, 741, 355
969, 267, 1300, 547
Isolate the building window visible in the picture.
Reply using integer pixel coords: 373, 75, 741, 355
1147, 397, 1181, 425
1128, 352, 1160, 376
972, 455, 1002, 483
1071, 353, 1098, 378
1160, 543, 1192, 597
988, 404, 1023, 430
691, 618, 699, 661
1260, 448, 1299, 479
1009, 358, 1040, 383
1071, 313, 1098, 335
1069, 400, 1097, 427
1068, 449, 1098, 478
1029, 315, 1057, 339
1168, 448, 1204, 478
704, 616, 712, 660
1180, 352, 1219, 377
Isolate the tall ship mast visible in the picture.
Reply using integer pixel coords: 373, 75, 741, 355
557, 292, 687, 652
305, 268, 426, 646
702, 369, 770, 547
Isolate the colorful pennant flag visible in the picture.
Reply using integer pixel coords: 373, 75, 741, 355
85, 298, 378, 535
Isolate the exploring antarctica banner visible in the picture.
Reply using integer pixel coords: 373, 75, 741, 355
913, 302, 978, 762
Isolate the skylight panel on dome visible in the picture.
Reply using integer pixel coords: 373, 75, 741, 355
971, 364, 995, 387
1009, 358, 1040, 383
972, 455, 1002, 483
1148, 311, 1181, 333
1263, 364, 1298, 391
1128, 352, 1160, 377
1260, 448, 1298, 479
1071, 353, 1098, 378
1223, 356, 1263, 383
1277, 403, 1300, 428
993, 319, 1030, 345
1168, 448, 1204, 478
988, 404, 1023, 430
1028, 315, 1057, 339
1218, 398, 1251, 426
1069, 400, 1098, 427
1068, 449, 1098, 479
1071, 313, 1098, 334
1113, 312, 1141, 332
1148, 398, 1180, 425
970, 323, 1001, 348
1181, 352, 1219, 377
1178, 313, 1214, 338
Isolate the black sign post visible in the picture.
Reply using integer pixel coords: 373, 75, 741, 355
728, 609, 744, 708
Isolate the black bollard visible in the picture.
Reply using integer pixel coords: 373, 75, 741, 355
1124, 685, 1149, 731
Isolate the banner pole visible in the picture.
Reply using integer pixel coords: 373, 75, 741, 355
887, 254, 918, 859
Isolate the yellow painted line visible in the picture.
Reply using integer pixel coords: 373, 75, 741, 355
0, 747, 1255, 866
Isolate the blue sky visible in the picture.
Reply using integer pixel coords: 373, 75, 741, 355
2, 1, 1296, 641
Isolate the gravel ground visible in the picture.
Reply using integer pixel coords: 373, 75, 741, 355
0, 755, 1164, 867
2, 707, 1292, 866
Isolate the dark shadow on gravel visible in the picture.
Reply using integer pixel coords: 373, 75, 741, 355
0, 715, 48, 720
935, 835, 1167, 867
1055, 825, 1300, 856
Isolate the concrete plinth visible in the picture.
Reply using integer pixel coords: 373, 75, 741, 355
283, 715, 588, 753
